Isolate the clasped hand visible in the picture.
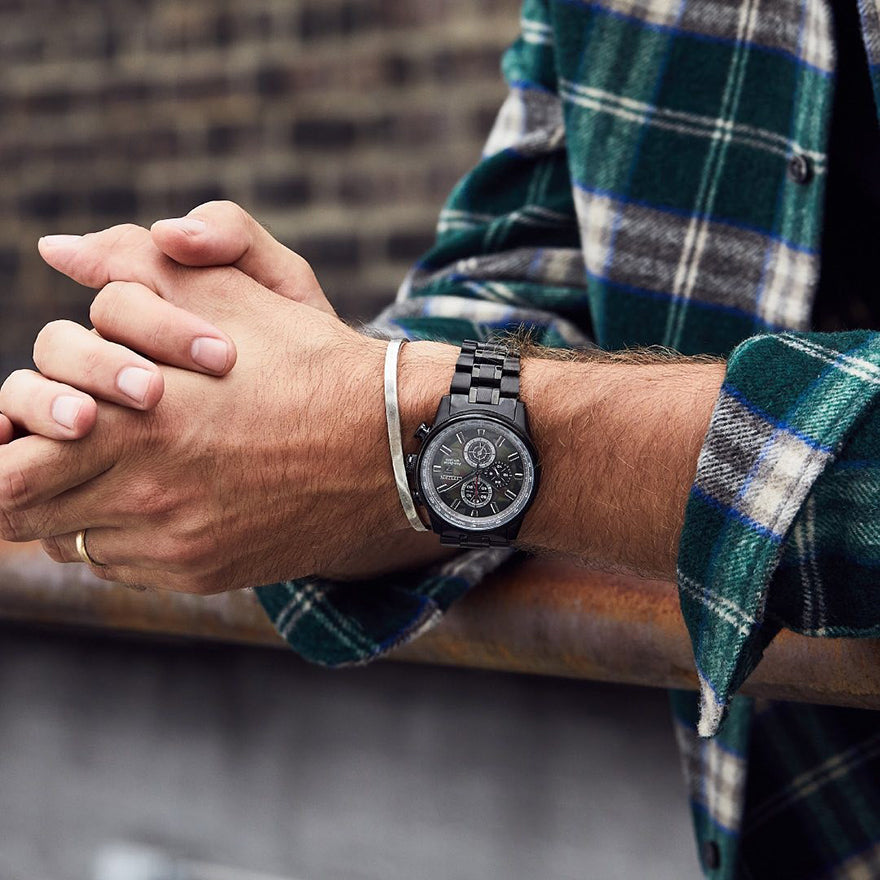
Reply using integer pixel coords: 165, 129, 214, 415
0, 204, 399, 592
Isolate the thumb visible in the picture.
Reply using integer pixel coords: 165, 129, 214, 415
151, 201, 336, 316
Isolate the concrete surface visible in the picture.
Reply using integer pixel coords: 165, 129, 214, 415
0, 624, 698, 880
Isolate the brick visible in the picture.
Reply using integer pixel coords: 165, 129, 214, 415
362, 112, 450, 147
0, 249, 20, 277
430, 46, 502, 83
20, 190, 68, 221
339, 0, 380, 34
291, 117, 357, 150
0, 0, 514, 371
297, 233, 360, 269
172, 76, 229, 101
298, 6, 340, 39
471, 105, 501, 139
254, 175, 312, 207
256, 64, 292, 97
387, 230, 436, 261
23, 89, 72, 114
381, 53, 419, 87
214, 12, 236, 47
103, 81, 153, 103
167, 186, 230, 215
89, 187, 138, 217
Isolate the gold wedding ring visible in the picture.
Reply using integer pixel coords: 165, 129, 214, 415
75, 529, 105, 567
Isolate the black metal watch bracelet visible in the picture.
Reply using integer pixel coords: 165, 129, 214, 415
449, 339, 521, 407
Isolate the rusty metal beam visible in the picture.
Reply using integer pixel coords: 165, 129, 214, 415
2, 540, 879, 710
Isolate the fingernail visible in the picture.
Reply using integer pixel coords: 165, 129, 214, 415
117, 366, 154, 405
160, 217, 207, 235
40, 234, 83, 250
191, 337, 230, 372
52, 395, 83, 429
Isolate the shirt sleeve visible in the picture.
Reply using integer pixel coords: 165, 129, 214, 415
677, 330, 880, 736
256, 0, 594, 667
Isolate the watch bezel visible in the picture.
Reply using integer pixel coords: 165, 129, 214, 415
414, 410, 539, 534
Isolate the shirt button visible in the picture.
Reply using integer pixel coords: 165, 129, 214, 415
702, 840, 721, 871
788, 153, 812, 184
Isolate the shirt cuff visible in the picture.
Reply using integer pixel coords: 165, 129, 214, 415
677, 330, 880, 737
255, 547, 515, 667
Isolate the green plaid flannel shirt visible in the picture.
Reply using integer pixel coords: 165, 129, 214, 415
257, 1, 880, 876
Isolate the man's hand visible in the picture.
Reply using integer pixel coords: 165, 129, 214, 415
0, 225, 423, 592
0, 202, 333, 443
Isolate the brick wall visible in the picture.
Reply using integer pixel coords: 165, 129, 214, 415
0, 0, 520, 376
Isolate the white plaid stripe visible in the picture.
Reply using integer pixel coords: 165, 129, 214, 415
559, 78, 827, 169
482, 86, 565, 159
521, 16, 554, 45
603, 0, 684, 28
678, 572, 756, 635
757, 242, 815, 330
738, 429, 831, 535
277, 581, 374, 652
801, 0, 835, 72
573, 188, 617, 278
377, 293, 593, 349
746, 731, 880, 830
409, 247, 587, 290
698, 674, 726, 739
666, 0, 761, 350
859, 0, 880, 68
675, 715, 748, 830
777, 333, 880, 386
438, 204, 571, 235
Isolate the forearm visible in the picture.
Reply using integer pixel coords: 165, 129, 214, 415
394, 342, 724, 581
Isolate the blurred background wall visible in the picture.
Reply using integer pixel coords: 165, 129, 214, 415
1, 0, 516, 374
0, 2, 699, 878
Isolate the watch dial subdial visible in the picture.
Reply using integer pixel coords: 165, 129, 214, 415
461, 475, 493, 508
485, 462, 512, 488
463, 437, 496, 468
419, 416, 536, 531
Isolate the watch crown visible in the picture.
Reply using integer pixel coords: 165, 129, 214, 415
414, 422, 431, 441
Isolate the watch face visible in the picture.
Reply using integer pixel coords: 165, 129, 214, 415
418, 417, 536, 531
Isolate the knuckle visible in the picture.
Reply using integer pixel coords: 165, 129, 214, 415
107, 223, 147, 249
90, 564, 116, 583
131, 479, 173, 519
0, 463, 32, 513
1, 369, 31, 397
33, 321, 68, 365
199, 199, 242, 220
90, 281, 132, 333
40, 536, 65, 563
78, 346, 106, 384
167, 534, 210, 570
0, 508, 19, 542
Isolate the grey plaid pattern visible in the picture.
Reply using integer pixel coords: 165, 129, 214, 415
573, 189, 820, 329
482, 85, 564, 158
675, 716, 748, 833
694, 387, 832, 539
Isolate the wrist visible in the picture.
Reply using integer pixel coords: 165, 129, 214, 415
352, 338, 457, 538
517, 355, 725, 578
397, 340, 459, 454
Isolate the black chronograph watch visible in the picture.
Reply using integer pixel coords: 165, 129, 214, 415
406, 339, 539, 547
